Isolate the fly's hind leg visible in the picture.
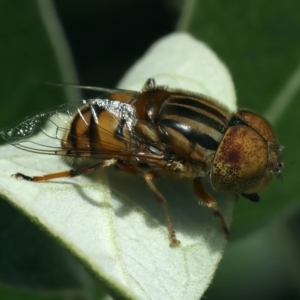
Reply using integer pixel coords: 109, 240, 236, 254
194, 177, 230, 239
144, 170, 180, 247
13, 159, 117, 182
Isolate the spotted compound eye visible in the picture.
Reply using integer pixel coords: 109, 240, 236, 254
211, 110, 282, 195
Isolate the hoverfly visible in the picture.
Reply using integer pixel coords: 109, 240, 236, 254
0, 78, 283, 246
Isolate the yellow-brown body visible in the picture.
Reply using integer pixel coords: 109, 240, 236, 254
2, 78, 283, 245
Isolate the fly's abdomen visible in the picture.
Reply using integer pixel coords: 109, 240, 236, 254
62, 100, 135, 158
61, 106, 92, 156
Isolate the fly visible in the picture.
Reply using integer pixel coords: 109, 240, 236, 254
0, 78, 283, 246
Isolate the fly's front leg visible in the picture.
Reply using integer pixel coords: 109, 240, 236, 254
193, 177, 230, 239
144, 170, 180, 247
13, 159, 117, 182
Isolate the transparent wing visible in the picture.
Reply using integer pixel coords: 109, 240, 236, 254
0, 101, 167, 164
1, 103, 78, 155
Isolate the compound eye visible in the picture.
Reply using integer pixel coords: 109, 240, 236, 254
212, 125, 269, 193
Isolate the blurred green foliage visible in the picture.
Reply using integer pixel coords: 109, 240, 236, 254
0, 0, 66, 130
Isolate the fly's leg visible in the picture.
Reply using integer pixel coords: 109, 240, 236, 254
144, 170, 180, 247
13, 159, 117, 182
193, 177, 230, 239
117, 162, 180, 246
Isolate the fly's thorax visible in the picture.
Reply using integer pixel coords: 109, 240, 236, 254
211, 110, 283, 194
134, 86, 236, 178
135, 88, 170, 122
137, 88, 232, 158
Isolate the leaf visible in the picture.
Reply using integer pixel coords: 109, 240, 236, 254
0, 33, 236, 300
0, 199, 93, 298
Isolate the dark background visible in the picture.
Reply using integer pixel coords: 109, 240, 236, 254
53, 1, 179, 90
